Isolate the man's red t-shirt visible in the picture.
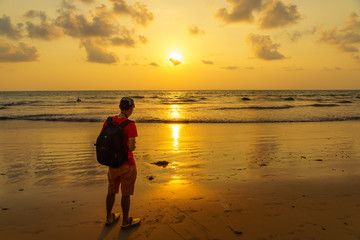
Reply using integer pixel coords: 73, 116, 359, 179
101, 115, 138, 165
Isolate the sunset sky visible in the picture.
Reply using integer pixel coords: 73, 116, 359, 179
0, 0, 360, 90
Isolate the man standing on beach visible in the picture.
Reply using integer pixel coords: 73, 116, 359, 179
103, 97, 141, 229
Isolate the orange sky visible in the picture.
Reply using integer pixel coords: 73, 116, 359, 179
0, 0, 359, 90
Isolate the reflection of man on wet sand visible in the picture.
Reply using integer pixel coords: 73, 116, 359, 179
103, 97, 141, 229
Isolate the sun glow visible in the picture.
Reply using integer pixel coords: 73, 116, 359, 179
167, 50, 183, 66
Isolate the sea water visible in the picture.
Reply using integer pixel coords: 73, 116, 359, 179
1, 90, 360, 123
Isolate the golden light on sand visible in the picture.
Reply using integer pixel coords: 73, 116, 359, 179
171, 124, 182, 152
167, 50, 183, 66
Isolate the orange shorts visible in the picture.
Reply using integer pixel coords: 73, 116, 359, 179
108, 164, 137, 195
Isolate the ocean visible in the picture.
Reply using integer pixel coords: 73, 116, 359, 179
1, 90, 360, 123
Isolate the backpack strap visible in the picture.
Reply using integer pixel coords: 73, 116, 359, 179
106, 116, 113, 127
118, 119, 133, 129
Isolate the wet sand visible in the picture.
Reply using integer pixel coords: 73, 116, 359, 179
0, 120, 360, 239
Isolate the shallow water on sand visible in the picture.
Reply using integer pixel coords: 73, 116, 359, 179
1, 120, 360, 191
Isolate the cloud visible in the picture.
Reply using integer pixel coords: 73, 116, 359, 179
0, 41, 38, 62
138, 35, 148, 44
215, 0, 301, 29
80, 39, 118, 64
259, 0, 301, 29
111, 36, 135, 47
0, 0, 154, 64
320, 12, 360, 56
55, 5, 116, 38
283, 66, 303, 71
60, 0, 77, 11
283, 27, 317, 42
24, 11, 62, 40
149, 62, 159, 67
247, 33, 285, 60
188, 26, 205, 36
111, 0, 154, 26
221, 66, 238, 70
110, 27, 136, 47
323, 67, 342, 71
201, 60, 214, 65
216, 0, 263, 23
78, 0, 98, 3
0, 15, 23, 40
168, 58, 182, 66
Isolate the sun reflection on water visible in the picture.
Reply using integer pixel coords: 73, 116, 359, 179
171, 124, 182, 152
170, 104, 181, 120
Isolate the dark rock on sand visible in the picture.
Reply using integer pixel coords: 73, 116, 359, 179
259, 163, 267, 167
284, 97, 295, 101
242, 97, 251, 101
338, 100, 352, 103
2, 208, 9, 211
151, 161, 169, 168
229, 226, 243, 236
147, 176, 154, 181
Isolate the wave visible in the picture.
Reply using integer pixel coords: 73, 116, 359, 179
161, 98, 200, 104
0, 115, 100, 122
309, 104, 340, 107
216, 105, 295, 110
0, 100, 41, 107
1, 116, 360, 123
130, 96, 145, 99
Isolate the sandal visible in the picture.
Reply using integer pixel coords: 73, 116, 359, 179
121, 217, 141, 230
105, 213, 121, 226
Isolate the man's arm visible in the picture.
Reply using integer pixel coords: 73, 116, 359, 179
128, 137, 136, 152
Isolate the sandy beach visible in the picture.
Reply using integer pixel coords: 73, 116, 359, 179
0, 120, 360, 240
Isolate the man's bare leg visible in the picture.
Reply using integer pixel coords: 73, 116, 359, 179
106, 192, 116, 221
121, 195, 130, 225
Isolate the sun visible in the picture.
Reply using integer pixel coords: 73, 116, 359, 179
167, 50, 183, 66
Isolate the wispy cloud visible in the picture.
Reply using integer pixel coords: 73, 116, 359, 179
221, 66, 238, 70
138, 35, 148, 44
323, 66, 342, 71
78, 0, 98, 4
320, 12, 360, 60
259, 0, 301, 29
247, 33, 285, 60
149, 62, 159, 67
283, 27, 317, 42
80, 39, 118, 64
110, 0, 154, 26
188, 26, 205, 36
168, 58, 182, 66
0, 41, 38, 62
283, 66, 303, 71
0, 15, 23, 40
202, 60, 214, 65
